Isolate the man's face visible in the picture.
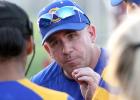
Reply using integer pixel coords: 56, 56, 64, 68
123, 0, 140, 13
45, 25, 96, 77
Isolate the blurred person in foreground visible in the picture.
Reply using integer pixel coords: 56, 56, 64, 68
106, 9, 140, 100
111, 0, 140, 13
31, 0, 111, 100
0, 1, 73, 100
93, 0, 140, 100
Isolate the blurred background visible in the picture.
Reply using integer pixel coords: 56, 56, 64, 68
5, 0, 126, 78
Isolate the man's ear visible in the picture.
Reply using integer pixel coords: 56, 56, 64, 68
88, 25, 96, 43
43, 42, 54, 58
26, 36, 34, 55
43, 42, 51, 55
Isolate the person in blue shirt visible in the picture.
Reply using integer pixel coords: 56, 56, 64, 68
111, 0, 140, 13
31, 0, 109, 100
0, 1, 73, 100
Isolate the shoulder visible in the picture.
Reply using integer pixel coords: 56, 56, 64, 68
100, 48, 108, 59
31, 61, 61, 84
98, 48, 109, 66
19, 79, 74, 100
94, 48, 108, 74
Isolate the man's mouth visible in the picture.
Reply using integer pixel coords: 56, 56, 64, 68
65, 58, 76, 64
65, 55, 79, 63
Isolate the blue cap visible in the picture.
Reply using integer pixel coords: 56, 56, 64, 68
111, 0, 123, 6
111, 0, 140, 6
38, 0, 90, 44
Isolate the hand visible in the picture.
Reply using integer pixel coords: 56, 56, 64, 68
72, 67, 101, 100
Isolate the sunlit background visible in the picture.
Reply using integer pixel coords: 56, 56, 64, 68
5, 0, 125, 78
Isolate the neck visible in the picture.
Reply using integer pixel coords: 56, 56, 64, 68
0, 58, 25, 81
64, 70, 73, 79
89, 45, 101, 69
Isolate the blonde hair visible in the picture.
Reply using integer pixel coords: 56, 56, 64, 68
107, 8, 140, 100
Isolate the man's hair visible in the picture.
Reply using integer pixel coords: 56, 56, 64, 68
0, 1, 33, 60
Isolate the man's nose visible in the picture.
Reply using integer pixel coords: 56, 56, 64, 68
62, 42, 73, 55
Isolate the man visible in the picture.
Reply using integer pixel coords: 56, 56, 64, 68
31, 0, 109, 100
111, 0, 140, 12
0, 1, 73, 100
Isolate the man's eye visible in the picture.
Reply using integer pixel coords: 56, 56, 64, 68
50, 41, 59, 47
68, 34, 74, 38
67, 34, 76, 39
